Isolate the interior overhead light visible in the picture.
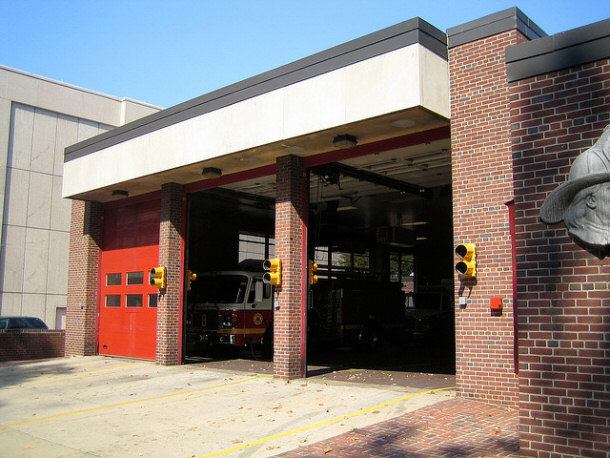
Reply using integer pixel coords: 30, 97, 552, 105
239, 156, 260, 163
337, 205, 358, 212
112, 189, 129, 197
416, 236, 428, 241
401, 221, 429, 227
332, 134, 358, 149
138, 183, 157, 189
284, 146, 305, 153
391, 119, 416, 128
201, 167, 222, 179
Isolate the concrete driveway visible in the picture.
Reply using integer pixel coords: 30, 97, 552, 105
0, 356, 455, 457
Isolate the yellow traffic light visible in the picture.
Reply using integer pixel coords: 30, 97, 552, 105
308, 260, 318, 285
262, 258, 282, 285
187, 270, 197, 291
150, 266, 167, 288
455, 243, 476, 277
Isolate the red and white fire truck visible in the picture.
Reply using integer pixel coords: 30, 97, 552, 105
185, 261, 274, 356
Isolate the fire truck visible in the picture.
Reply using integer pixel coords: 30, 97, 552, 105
185, 260, 274, 356
185, 259, 416, 356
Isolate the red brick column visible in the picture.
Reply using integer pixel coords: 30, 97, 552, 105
66, 199, 102, 356
156, 182, 184, 365
511, 61, 610, 457
273, 155, 307, 379
449, 30, 528, 407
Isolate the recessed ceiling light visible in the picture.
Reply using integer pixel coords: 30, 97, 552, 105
239, 156, 260, 162
284, 146, 305, 153
401, 221, 429, 227
391, 119, 416, 128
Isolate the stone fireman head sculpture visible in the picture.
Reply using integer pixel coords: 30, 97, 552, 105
540, 124, 610, 259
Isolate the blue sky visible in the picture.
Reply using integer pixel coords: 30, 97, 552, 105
1, 0, 608, 108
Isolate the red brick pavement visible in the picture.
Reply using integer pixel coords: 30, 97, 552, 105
276, 397, 519, 457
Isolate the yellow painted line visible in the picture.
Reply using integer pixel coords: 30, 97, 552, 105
0, 361, 149, 380
198, 385, 456, 457
0, 375, 271, 428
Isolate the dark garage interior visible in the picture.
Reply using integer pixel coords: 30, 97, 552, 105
183, 138, 455, 379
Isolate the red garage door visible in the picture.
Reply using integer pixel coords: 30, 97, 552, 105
98, 199, 160, 360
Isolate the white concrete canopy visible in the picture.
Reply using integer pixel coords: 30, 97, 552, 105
63, 19, 450, 202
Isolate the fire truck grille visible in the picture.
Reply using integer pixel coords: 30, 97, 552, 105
200, 312, 218, 330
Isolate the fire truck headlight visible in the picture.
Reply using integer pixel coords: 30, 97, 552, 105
221, 313, 239, 328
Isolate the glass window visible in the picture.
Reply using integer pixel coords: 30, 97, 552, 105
331, 251, 351, 272
105, 295, 121, 307
238, 233, 275, 262
195, 275, 249, 304
106, 273, 121, 286
126, 294, 143, 307
314, 246, 329, 267
390, 252, 414, 283
127, 271, 144, 285
148, 294, 158, 308
353, 251, 370, 272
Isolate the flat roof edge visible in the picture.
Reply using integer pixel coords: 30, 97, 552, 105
506, 18, 610, 82
0, 64, 155, 108
447, 7, 546, 49
65, 17, 447, 163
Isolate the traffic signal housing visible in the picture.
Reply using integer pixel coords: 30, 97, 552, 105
187, 270, 197, 291
455, 243, 476, 278
150, 266, 167, 288
308, 260, 318, 285
263, 258, 282, 285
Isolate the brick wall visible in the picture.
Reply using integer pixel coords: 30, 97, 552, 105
65, 199, 102, 356
510, 60, 610, 456
156, 183, 184, 365
449, 30, 529, 407
0, 330, 65, 362
273, 155, 307, 379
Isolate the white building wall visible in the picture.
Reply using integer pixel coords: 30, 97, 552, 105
0, 66, 159, 328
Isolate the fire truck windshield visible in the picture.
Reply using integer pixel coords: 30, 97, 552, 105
197, 274, 249, 304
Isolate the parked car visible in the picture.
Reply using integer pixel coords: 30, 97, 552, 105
0, 316, 48, 330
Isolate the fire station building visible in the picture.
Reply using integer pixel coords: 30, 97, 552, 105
63, 8, 610, 456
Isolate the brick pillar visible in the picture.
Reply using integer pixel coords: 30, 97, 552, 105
448, 28, 529, 407
273, 155, 307, 379
156, 183, 184, 365
66, 199, 102, 356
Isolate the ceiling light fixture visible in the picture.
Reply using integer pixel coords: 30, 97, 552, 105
201, 167, 222, 179
337, 205, 358, 212
239, 156, 260, 163
112, 189, 129, 198
391, 119, 416, 128
332, 134, 358, 149
401, 221, 429, 227
284, 146, 305, 153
